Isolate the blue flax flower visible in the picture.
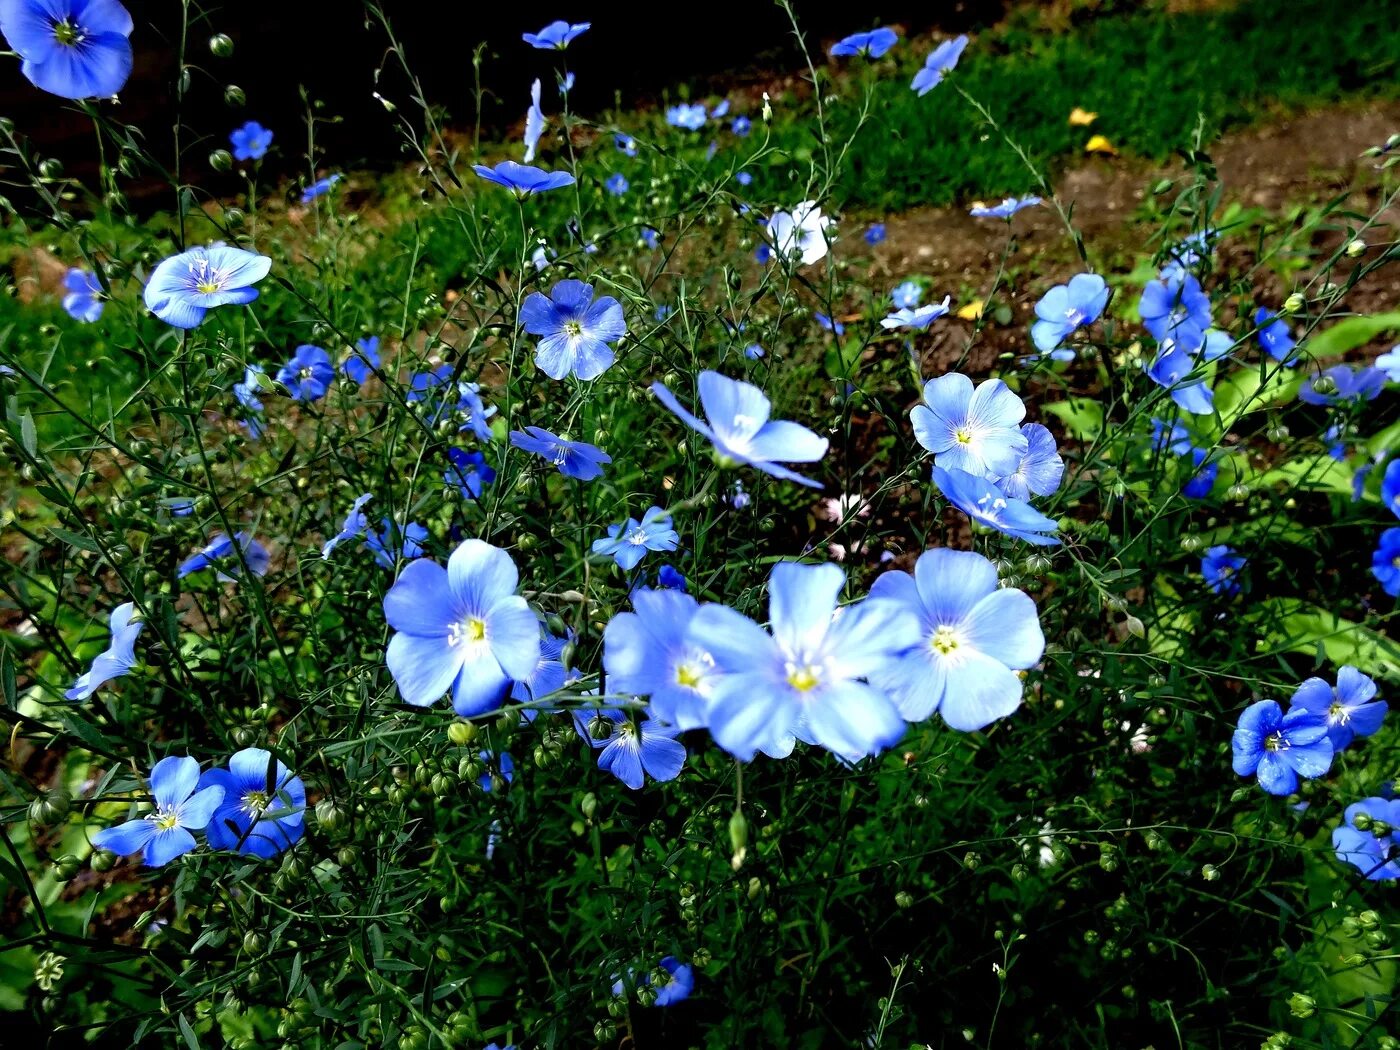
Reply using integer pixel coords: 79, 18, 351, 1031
199, 748, 305, 858
870, 549, 1043, 730
509, 425, 611, 481
658, 565, 686, 591
1297, 364, 1385, 406
744, 343, 764, 359
178, 532, 270, 581
1181, 447, 1217, 499
523, 19, 588, 49
604, 587, 715, 730
1373, 528, 1400, 596
995, 423, 1064, 500
476, 750, 514, 792
911, 373, 1028, 477
613, 957, 695, 1006
91, 755, 224, 867
580, 712, 686, 790
592, 507, 679, 570
892, 281, 922, 309
322, 493, 373, 559
732, 115, 751, 136
300, 174, 341, 203
735, 170, 753, 186
1140, 274, 1211, 352
1384, 459, 1400, 519
445, 448, 495, 500
933, 466, 1060, 546
665, 103, 707, 130
652, 370, 829, 488
344, 336, 380, 384
1231, 699, 1333, 795
62, 267, 102, 322
65, 601, 142, 700
381, 539, 541, 715
1201, 544, 1245, 595
365, 518, 427, 569
911, 35, 968, 95
143, 244, 271, 329
1291, 666, 1386, 752
277, 344, 334, 402
614, 132, 637, 156
1031, 273, 1109, 358
970, 196, 1042, 219
455, 382, 496, 441
523, 78, 544, 163
1374, 345, 1400, 383
864, 223, 886, 246
815, 312, 845, 336
520, 278, 626, 381
1150, 417, 1193, 456
1333, 798, 1400, 880
605, 172, 628, 196
0, 0, 133, 99
473, 160, 575, 197
881, 297, 951, 330
230, 120, 272, 161
511, 630, 569, 710
1145, 343, 1214, 415
1254, 307, 1297, 363
688, 561, 920, 762
234, 364, 264, 411
831, 27, 898, 57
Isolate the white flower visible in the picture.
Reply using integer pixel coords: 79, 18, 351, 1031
766, 201, 831, 267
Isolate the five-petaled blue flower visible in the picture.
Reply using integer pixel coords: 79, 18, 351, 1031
891, 281, 922, 309
830, 27, 898, 58
65, 601, 142, 700
1374, 345, 1400, 383
1373, 528, 1400, 596
592, 506, 679, 570
1140, 274, 1212, 352
1231, 699, 1333, 795
1254, 307, 1296, 363
0, 0, 133, 99
1201, 544, 1245, 595
473, 160, 575, 197
911, 373, 1027, 478
230, 120, 272, 162
666, 103, 707, 130
578, 710, 686, 790
143, 245, 272, 330
881, 297, 950, 331
523, 19, 589, 49
322, 493, 374, 559
614, 132, 637, 156
179, 532, 270, 581
445, 448, 496, 500
1144, 343, 1214, 415
1382, 460, 1400, 519
934, 466, 1061, 546
457, 381, 497, 440
1297, 364, 1385, 406
199, 748, 306, 858
510, 425, 611, 481
91, 755, 225, 868
520, 278, 626, 381
911, 35, 968, 95
1333, 798, 1400, 880
864, 223, 886, 246
300, 174, 341, 203
605, 172, 629, 196
1031, 273, 1109, 358
1291, 666, 1386, 752
381, 539, 542, 716
995, 423, 1064, 500
365, 518, 427, 570
653, 371, 829, 488
344, 336, 380, 384
970, 196, 1042, 219
613, 957, 696, 1007
277, 344, 334, 402
62, 267, 103, 322
731, 115, 751, 137
604, 587, 716, 730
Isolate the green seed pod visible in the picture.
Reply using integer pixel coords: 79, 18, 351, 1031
224, 207, 246, 228
209, 149, 233, 173
224, 84, 246, 107
594, 1020, 618, 1041
208, 33, 235, 57
580, 792, 598, 821
894, 890, 914, 909
431, 772, 456, 797
337, 846, 359, 867
29, 787, 71, 825
242, 930, 267, 955
233, 726, 258, 747
1287, 992, 1316, 1019
52, 854, 82, 881
91, 849, 116, 873
315, 798, 344, 831
447, 721, 477, 746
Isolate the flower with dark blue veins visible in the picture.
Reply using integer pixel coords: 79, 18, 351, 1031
864, 223, 886, 246
523, 79, 545, 163
91, 755, 224, 868
1254, 307, 1297, 363
277, 344, 334, 402
300, 174, 341, 203
1139, 274, 1211, 352
911, 373, 1027, 478
652, 371, 829, 488
870, 549, 1043, 730
143, 245, 271, 329
1231, 699, 1333, 795
666, 103, 707, 130
509, 425, 611, 481
814, 312, 845, 336
1201, 544, 1245, 595
995, 423, 1063, 500
891, 281, 922, 310
473, 160, 575, 197
970, 196, 1042, 219
199, 748, 305, 858
604, 587, 715, 730
0, 0, 133, 99
381, 539, 541, 716
178, 532, 270, 581
1333, 798, 1400, 880
444, 448, 495, 500
1145, 343, 1214, 415
61, 267, 102, 322
523, 19, 588, 49
731, 115, 751, 136
1030, 273, 1109, 358
911, 35, 968, 95
830, 27, 898, 58
604, 172, 628, 196
934, 466, 1060, 545
592, 507, 679, 570
1291, 666, 1385, 752
344, 336, 380, 385
1297, 364, 1386, 406
520, 278, 626, 381
1384, 459, 1400, 519
322, 493, 374, 559
65, 601, 142, 700
230, 120, 272, 162
881, 297, 951, 331
614, 132, 637, 156
364, 518, 427, 570
580, 711, 686, 790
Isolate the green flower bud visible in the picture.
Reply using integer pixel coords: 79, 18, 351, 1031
1283, 292, 1305, 314
29, 787, 71, 825
209, 33, 235, 57
209, 149, 233, 172
447, 721, 477, 746
1287, 992, 1315, 1018
242, 930, 267, 954
224, 85, 246, 107
315, 798, 344, 831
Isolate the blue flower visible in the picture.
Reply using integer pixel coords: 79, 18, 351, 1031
744, 343, 764, 360
1158, 230, 1216, 284
1291, 666, 1386, 752
91, 755, 225, 868
300, 174, 341, 203
687, 561, 920, 762
1384, 460, 1400, 519
665, 103, 707, 130
511, 630, 569, 711
580, 711, 686, 790
178, 532, 270, 581
614, 132, 638, 156
1201, 544, 1245, 595
1254, 307, 1296, 363
815, 312, 845, 336
1324, 424, 1347, 461
970, 196, 1041, 219
322, 493, 374, 559
1297, 364, 1386, 406
1150, 417, 1193, 456
143, 244, 272, 329
1231, 699, 1333, 795
65, 601, 142, 700
870, 549, 1043, 730
612, 957, 696, 1006
455, 382, 496, 441
472, 160, 575, 197
864, 223, 886, 246
62, 267, 102, 322
365, 518, 427, 569
523, 78, 545, 163
230, 120, 272, 161
933, 466, 1060, 545
1333, 798, 1400, 880
523, 19, 589, 49
476, 750, 514, 792
199, 748, 305, 858
560, 71, 574, 93
234, 364, 264, 411
1374, 529, 1400, 596
910, 35, 968, 95
891, 281, 922, 309
734, 170, 753, 187
658, 565, 687, 591
381, 539, 541, 715
1181, 447, 1217, 499
1374, 345, 1400, 382
652, 371, 829, 488
445, 448, 496, 500
731, 115, 751, 137
711, 99, 729, 118
519, 278, 626, 381
1144, 343, 1214, 415
605, 172, 629, 196
0, 0, 133, 99
1140, 274, 1211, 352
592, 507, 679, 570
911, 373, 1027, 477
277, 344, 334, 402
995, 423, 1064, 500
881, 297, 951, 331
830, 27, 898, 58
604, 587, 715, 729
509, 425, 611, 481
344, 336, 380, 385
1030, 273, 1109, 357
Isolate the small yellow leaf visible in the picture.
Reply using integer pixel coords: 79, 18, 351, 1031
1084, 134, 1117, 156
1069, 107, 1098, 127
957, 299, 985, 321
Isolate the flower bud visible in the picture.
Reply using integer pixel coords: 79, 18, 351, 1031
337, 846, 359, 867
1287, 992, 1316, 1018
580, 792, 598, 821
29, 788, 71, 825
209, 149, 233, 172
223, 85, 246, 107
1283, 292, 1305, 314
91, 850, 116, 872
208, 33, 235, 58
52, 854, 82, 881
447, 721, 477, 747
894, 890, 914, 908
1346, 238, 1366, 257
315, 797, 343, 830
242, 930, 267, 955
